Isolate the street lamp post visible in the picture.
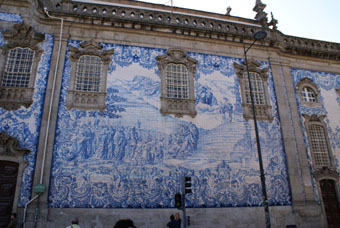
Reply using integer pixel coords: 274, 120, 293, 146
243, 30, 271, 228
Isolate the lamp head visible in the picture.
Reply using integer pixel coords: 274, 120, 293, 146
253, 30, 267, 40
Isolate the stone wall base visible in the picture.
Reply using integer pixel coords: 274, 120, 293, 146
18, 205, 327, 228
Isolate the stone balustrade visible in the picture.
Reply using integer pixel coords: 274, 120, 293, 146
66, 90, 106, 111
0, 87, 33, 110
40, 0, 340, 61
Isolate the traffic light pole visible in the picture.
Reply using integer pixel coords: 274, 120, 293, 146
175, 176, 192, 228
181, 176, 187, 228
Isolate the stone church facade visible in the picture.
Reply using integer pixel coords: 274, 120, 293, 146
0, 0, 339, 227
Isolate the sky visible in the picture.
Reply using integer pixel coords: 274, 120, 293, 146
136, 0, 340, 43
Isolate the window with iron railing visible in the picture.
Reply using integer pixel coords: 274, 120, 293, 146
166, 63, 189, 99
1, 47, 35, 88
309, 124, 331, 167
301, 86, 318, 103
243, 72, 265, 105
75, 55, 102, 92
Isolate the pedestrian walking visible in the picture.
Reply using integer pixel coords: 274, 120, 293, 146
175, 213, 181, 228
6, 213, 17, 228
66, 218, 81, 228
167, 214, 176, 228
113, 219, 136, 228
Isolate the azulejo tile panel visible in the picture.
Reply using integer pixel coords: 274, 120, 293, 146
0, 12, 22, 23
291, 68, 340, 201
49, 40, 291, 208
0, 34, 54, 206
0, 33, 4, 46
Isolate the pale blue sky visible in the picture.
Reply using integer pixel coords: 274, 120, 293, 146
138, 0, 340, 43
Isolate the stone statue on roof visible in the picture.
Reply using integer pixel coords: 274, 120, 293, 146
269, 12, 278, 30
253, 0, 268, 28
226, 6, 232, 16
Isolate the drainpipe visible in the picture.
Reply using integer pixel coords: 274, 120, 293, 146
23, 194, 40, 228
22, 7, 64, 227
41, 7, 64, 185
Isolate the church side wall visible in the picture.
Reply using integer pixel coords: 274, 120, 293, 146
1, 2, 339, 228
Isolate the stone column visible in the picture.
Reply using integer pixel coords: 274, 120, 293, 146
24, 30, 69, 228
268, 56, 325, 227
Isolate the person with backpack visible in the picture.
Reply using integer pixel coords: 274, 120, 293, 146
66, 218, 81, 228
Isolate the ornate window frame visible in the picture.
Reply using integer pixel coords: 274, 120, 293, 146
303, 114, 335, 170
297, 78, 321, 107
0, 131, 30, 214
233, 60, 273, 121
156, 48, 197, 117
66, 40, 113, 111
0, 22, 44, 111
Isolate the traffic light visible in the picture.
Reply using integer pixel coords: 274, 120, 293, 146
185, 176, 192, 194
187, 216, 191, 226
175, 193, 182, 209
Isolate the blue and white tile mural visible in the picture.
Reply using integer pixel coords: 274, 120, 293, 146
0, 12, 22, 23
291, 69, 340, 199
49, 40, 291, 208
0, 33, 54, 206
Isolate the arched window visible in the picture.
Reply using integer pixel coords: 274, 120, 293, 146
297, 78, 321, 107
156, 49, 197, 117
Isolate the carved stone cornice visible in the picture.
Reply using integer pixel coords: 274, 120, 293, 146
0, 131, 30, 157
2, 22, 45, 49
296, 78, 315, 87
302, 114, 326, 123
313, 166, 340, 181
233, 60, 268, 78
69, 40, 114, 64
156, 48, 197, 73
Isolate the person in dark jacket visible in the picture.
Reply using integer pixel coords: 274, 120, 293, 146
175, 213, 181, 228
6, 213, 17, 228
167, 215, 176, 228
66, 218, 81, 228
113, 219, 136, 228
